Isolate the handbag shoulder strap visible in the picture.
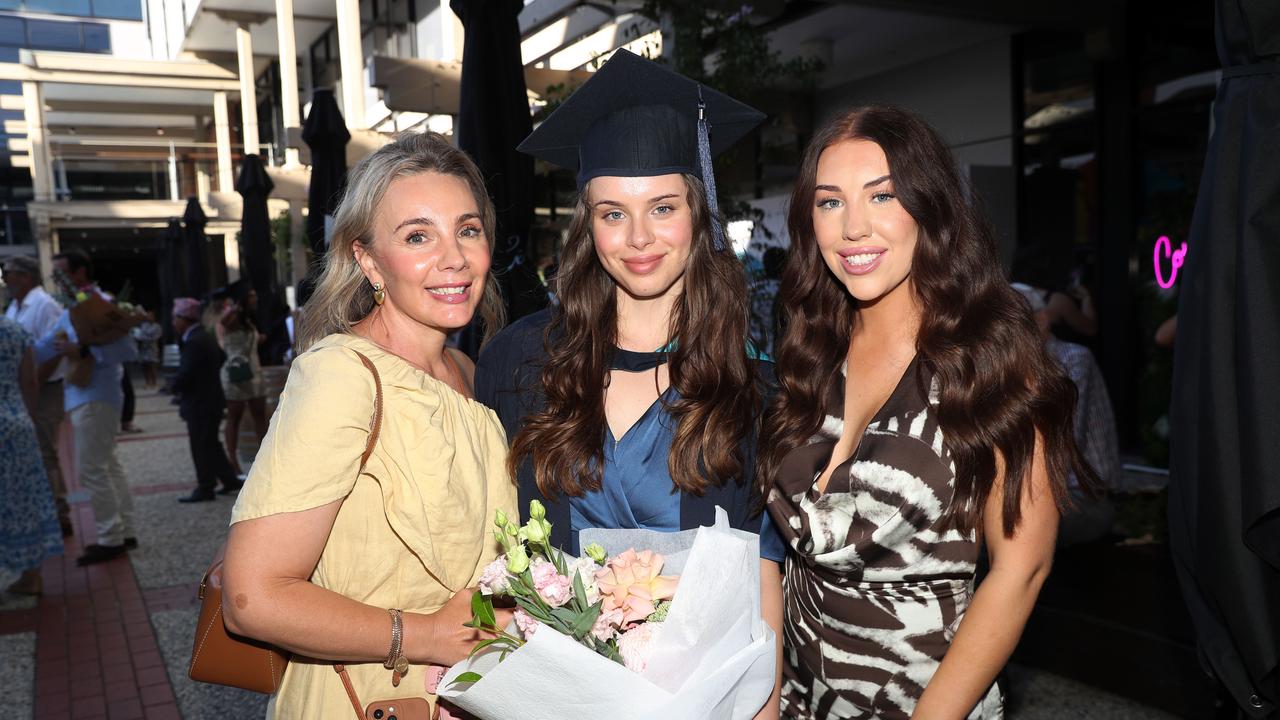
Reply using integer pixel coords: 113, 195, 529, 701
351, 350, 383, 469
333, 664, 364, 720
329, 350, 384, 720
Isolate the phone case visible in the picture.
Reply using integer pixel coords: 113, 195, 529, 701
364, 696, 434, 720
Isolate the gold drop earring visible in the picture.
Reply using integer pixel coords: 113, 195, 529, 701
372, 281, 386, 305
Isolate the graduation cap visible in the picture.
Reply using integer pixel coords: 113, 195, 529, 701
518, 49, 766, 251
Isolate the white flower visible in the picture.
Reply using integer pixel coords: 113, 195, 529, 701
569, 556, 601, 605
616, 623, 660, 673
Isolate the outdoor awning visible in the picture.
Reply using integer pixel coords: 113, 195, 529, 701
369, 55, 593, 115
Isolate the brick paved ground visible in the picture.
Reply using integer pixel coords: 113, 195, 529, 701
0, 372, 1182, 719
0, 378, 268, 720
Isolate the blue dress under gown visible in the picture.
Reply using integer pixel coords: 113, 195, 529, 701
475, 309, 785, 562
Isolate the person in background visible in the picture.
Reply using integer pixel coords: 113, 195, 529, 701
1014, 282, 1119, 545
3, 255, 72, 536
217, 282, 268, 478
120, 362, 140, 434
132, 311, 163, 388
0, 315, 63, 594
171, 298, 241, 503
34, 249, 138, 566
1155, 315, 1177, 349
1012, 246, 1098, 341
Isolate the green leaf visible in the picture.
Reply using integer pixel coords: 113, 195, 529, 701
513, 596, 556, 625
449, 671, 484, 686
549, 606, 580, 627
571, 602, 602, 639
467, 636, 510, 659
470, 590, 497, 628
571, 570, 588, 613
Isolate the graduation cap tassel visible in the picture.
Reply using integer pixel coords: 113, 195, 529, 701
697, 88, 727, 253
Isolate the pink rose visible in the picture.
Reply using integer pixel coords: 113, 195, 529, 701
513, 607, 539, 639
595, 549, 679, 626
530, 558, 573, 607
590, 607, 624, 643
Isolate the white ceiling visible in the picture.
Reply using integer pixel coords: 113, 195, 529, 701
181, 0, 335, 56
43, 84, 218, 106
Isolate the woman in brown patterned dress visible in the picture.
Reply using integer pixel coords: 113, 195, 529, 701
760, 106, 1099, 719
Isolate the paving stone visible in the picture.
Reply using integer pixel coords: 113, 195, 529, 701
0, 632, 35, 719
1006, 663, 1180, 719
149, 605, 268, 720
128, 493, 236, 591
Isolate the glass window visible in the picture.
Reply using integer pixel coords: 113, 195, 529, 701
0, 17, 24, 46
90, 0, 141, 20
81, 21, 108, 50
26, 19, 81, 49
25, 0, 92, 16
0, 0, 21, 10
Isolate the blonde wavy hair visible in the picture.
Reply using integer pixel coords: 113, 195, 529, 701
296, 131, 506, 352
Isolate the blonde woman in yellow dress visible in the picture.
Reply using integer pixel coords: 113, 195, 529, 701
221, 132, 516, 719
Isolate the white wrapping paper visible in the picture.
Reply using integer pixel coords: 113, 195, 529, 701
438, 508, 775, 719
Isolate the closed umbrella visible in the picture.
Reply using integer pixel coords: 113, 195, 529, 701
302, 89, 350, 262
156, 217, 185, 341
451, 0, 538, 348
236, 154, 288, 363
181, 197, 209, 300
1168, 1, 1280, 717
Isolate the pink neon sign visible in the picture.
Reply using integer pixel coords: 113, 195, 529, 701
1154, 235, 1187, 289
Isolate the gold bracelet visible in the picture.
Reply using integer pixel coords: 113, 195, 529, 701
384, 608, 403, 670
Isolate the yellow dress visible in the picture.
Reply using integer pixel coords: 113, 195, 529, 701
230, 333, 517, 719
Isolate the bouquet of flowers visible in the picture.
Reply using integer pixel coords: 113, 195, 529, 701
439, 503, 775, 720
51, 268, 144, 346
459, 500, 681, 675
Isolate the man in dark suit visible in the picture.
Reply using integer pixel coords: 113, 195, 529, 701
171, 298, 241, 502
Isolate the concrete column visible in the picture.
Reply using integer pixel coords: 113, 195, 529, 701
33, 215, 53, 285
21, 81, 53, 202
224, 233, 241, 282
167, 141, 180, 200
288, 198, 307, 285
275, 0, 301, 167
235, 23, 260, 157
196, 165, 211, 202
213, 91, 233, 192
335, 0, 365, 127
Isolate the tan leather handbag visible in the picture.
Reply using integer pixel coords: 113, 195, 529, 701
188, 350, 384, 694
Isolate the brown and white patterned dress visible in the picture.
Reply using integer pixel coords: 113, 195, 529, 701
767, 355, 1003, 719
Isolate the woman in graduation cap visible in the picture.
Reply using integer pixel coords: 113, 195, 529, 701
474, 50, 784, 717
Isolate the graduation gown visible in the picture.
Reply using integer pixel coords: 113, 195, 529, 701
474, 308, 774, 555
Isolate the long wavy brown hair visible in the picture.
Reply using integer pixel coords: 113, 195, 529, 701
509, 174, 760, 498
760, 106, 1098, 536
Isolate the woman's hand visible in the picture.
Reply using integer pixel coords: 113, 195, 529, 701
409, 588, 515, 667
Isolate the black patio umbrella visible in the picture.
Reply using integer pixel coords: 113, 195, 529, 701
156, 217, 185, 341
236, 154, 289, 363
302, 89, 350, 264
451, 0, 537, 351
1168, 1, 1280, 717
181, 197, 210, 300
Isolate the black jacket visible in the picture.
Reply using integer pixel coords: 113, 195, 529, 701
171, 325, 226, 421
474, 308, 771, 554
